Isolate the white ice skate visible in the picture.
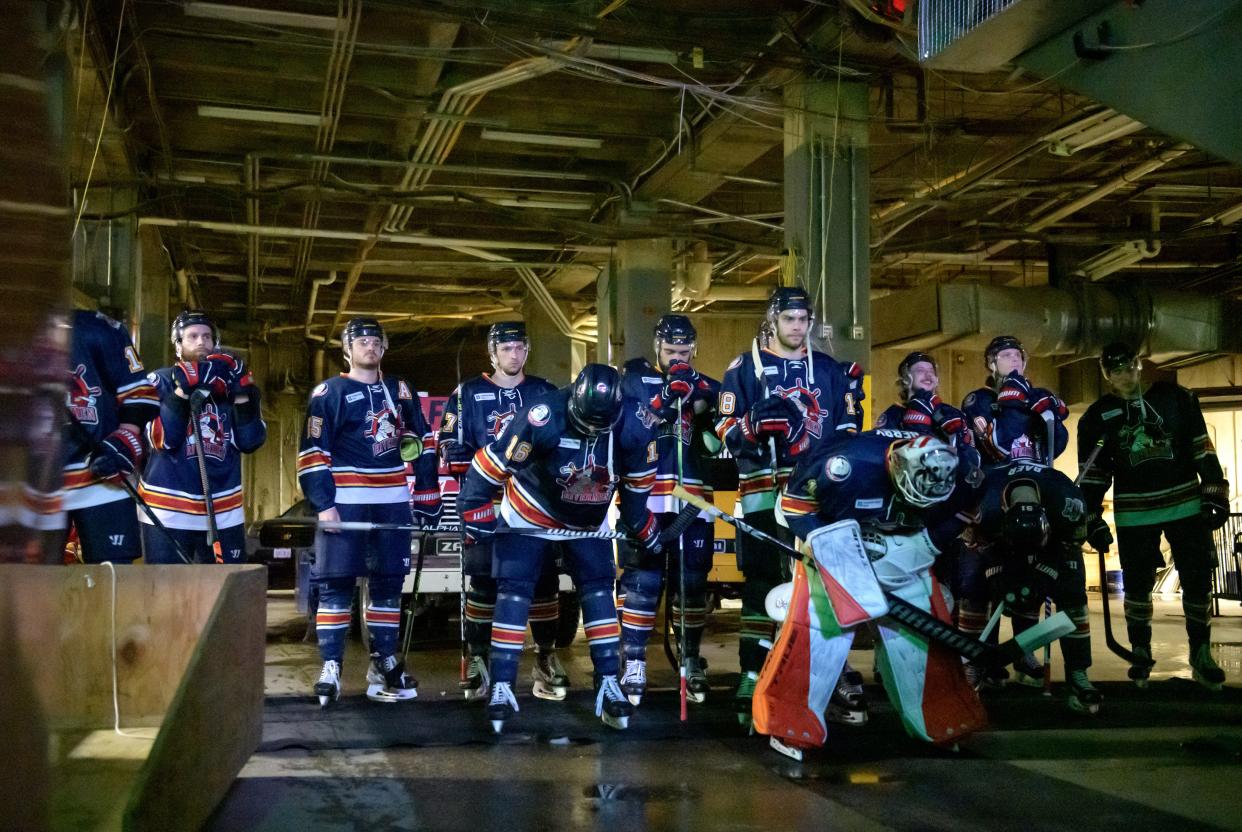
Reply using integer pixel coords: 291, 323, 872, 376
315, 659, 341, 708
366, 654, 418, 703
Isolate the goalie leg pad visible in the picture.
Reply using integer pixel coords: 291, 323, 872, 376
805, 519, 889, 626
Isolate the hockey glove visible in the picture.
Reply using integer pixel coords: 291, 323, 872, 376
437, 438, 475, 475
410, 486, 442, 526
172, 360, 229, 399
629, 511, 663, 556
996, 371, 1033, 410
399, 434, 423, 462
89, 426, 145, 481
1085, 513, 1113, 553
741, 396, 802, 444
1029, 388, 1068, 420
901, 390, 942, 430
461, 504, 497, 545
1201, 481, 1230, 531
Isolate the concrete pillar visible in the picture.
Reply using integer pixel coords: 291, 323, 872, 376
609, 238, 674, 366
241, 334, 311, 521
521, 295, 578, 386
135, 225, 174, 365
783, 79, 871, 369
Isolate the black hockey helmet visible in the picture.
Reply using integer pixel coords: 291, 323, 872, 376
653, 314, 696, 346
487, 320, 529, 352
897, 350, 937, 400
1002, 498, 1050, 551
568, 363, 623, 436
341, 317, 388, 357
984, 334, 1026, 369
768, 285, 814, 317
170, 309, 219, 356
1099, 341, 1140, 375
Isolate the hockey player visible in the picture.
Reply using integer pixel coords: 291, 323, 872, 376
957, 335, 1072, 690
139, 310, 265, 564
1078, 342, 1229, 691
458, 364, 659, 732
619, 314, 720, 705
876, 351, 974, 454
438, 321, 568, 702
772, 431, 988, 752
63, 310, 159, 563
297, 317, 441, 707
715, 286, 865, 724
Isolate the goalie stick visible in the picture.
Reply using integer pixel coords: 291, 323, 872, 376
672, 485, 1072, 667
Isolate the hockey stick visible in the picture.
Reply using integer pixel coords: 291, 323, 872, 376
188, 389, 223, 563
400, 530, 428, 664
675, 393, 688, 721
672, 485, 1072, 667
63, 406, 193, 564
1040, 411, 1055, 692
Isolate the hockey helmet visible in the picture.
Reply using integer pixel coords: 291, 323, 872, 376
1099, 341, 1140, 376
568, 363, 623, 436
984, 334, 1026, 370
886, 435, 958, 508
341, 317, 388, 360
1002, 498, 1051, 551
653, 313, 697, 368
170, 309, 219, 357
767, 285, 814, 318
897, 350, 937, 401
487, 320, 529, 353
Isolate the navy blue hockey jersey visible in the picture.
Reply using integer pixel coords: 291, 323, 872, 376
717, 346, 864, 514
438, 373, 556, 475
297, 374, 439, 513
140, 367, 266, 530
621, 356, 720, 516
459, 389, 657, 534
780, 430, 981, 554
63, 310, 159, 510
961, 385, 1067, 467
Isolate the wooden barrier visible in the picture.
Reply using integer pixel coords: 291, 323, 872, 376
0, 564, 267, 832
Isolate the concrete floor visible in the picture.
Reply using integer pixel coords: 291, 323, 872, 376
207, 593, 1242, 832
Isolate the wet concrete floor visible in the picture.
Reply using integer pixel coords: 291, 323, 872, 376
207, 594, 1242, 832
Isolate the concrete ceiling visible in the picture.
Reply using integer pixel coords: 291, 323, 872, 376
70, 0, 1242, 353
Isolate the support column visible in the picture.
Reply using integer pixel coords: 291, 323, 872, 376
522, 295, 580, 385
783, 80, 871, 369
608, 239, 674, 365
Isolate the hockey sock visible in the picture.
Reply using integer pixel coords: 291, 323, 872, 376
619, 567, 662, 657
490, 584, 535, 686
465, 575, 497, 656
1123, 592, 1154, 649
1183, 595, 1213, 648
314, 579, 354, 663
672, 570, 709, 656
956, 600, 989, 639
580, 584, 622, 676
528, 570, 561, 650
1059, 604, 1092, 670
739, 577, 776, 674
364, 574, 403, 658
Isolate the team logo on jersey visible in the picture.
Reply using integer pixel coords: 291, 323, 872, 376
365, 406, 400, 456
773, 382, 825, 439
1009, 433, 1037, 461
528, 404, 550, 426
556, 453, 614, 504
67, 364, 101, 424
312, 382, 328, 398
186, 403, 229, 462
825, 455, 852, 482
636, 401, 659, 431
487, 404, 519, 439
1118, 417, 1173, 467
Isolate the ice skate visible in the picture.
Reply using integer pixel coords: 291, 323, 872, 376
769, 736, 804, 762
735, 671, 758, 728
1066, 668, 1102, 715
315, 659, 341, 708
620, 657, 647, 706
461, 653, 491, 702
685, 656, 709, 704
1011, 653, 1047, 688
827, 666, 869, 726
366, 653, 418, 703
594, 673, 634, 730
1128, 644, 1152, 689
488, 680, 519, 734
1190, 643, 1225, 692
531, 648, 569, 701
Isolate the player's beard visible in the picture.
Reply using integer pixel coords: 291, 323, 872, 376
351, 352, 381, 372
776, 329, 805, 352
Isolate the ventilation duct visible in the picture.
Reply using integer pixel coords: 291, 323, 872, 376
873, 282, 1233, 362
918, 0, 1115, 72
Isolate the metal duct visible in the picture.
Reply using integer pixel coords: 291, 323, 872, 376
873, 282, 1233, 362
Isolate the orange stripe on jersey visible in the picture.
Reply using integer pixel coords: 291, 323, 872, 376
149, 417, 166, 450
474, 447, 509, 483
117, 382, 158, 403
780, 494, 818, 516
316, 611, 351, 626
63, 469, 97, 490
504, 481, 562, 529
331, 470, 406, 488
491, 627, 526, 647
738, 474, 776, 497
584, 620, 621, 641
297, 451, 331, 471
139, 486, 244, 515
365, 610, 402, 626
622, 471, 656, 490
650, 480, 712, 499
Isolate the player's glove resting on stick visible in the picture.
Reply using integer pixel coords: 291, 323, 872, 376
89, 426, 145, 480
1085, 513, 1114, 553
172, 359, 230, 399
1201, 481, 1230, 531
629, 511, 663, 556
996, 371, 1033, 410
462, 504, 498, 545
1029, 388, 1068, 420
740, 396, 805, 447
438, 438, 475, 475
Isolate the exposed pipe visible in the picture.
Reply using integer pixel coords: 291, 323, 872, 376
254, 151, 615, 184
305, 270, 338, 339
656, 198, 783, 232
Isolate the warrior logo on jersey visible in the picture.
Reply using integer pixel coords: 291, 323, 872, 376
773, 382, 825, 439
186, 404, 228, 462
556, 453, 614, 504
67, 364, 101, 424
636, 401, 659, 431
487, 404, 519, 440
365, 406, 400, 456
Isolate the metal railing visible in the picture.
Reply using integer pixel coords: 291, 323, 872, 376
1212, 513, 1242, 608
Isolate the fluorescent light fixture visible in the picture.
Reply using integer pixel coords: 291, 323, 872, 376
1209, 201, 1242, 226
492, 198, 594, 211
1075, 240, 1161, 281
541, 40, 679, 64
184, 2, 340, 31
198, 105, 323, 127
1046, 109, 1144, 157
480, 129, 603, 150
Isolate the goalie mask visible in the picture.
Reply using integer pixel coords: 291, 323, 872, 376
568, 363, 623, 436
341, 317, 388, 364
170, 309, 219, 359
886, 435, 958, 508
